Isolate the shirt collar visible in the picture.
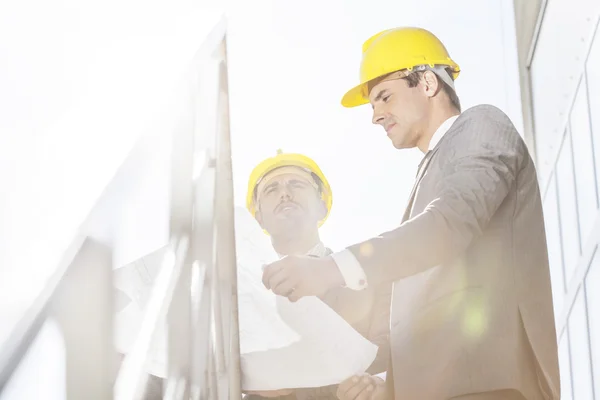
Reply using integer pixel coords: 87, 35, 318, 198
428, 115, 459, 151
277, 242, 328, 258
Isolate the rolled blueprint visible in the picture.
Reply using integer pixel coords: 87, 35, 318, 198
113, 206, 378, 389
234, 207, 301, 354
234, 207, 378, 391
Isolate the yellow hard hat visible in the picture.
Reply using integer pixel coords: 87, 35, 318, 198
246, 150, 333, 227
341, 27, 460, 108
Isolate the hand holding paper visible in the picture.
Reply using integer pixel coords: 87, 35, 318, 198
261, 254, 345, 302
234, 207, 378, 391
113, 207, 378, 391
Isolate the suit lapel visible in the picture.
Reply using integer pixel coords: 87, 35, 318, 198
401, 118, 460, 222
401, 149, 438, 222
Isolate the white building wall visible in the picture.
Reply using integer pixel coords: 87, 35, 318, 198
518, 0, 600, 398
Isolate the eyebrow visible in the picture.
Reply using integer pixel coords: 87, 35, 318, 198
371, 89, 389, 109
262, 182, 279, 192
289, 179, 307, 185
373, 89, 389, 102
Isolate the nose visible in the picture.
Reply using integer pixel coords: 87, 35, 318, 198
372, 108, 385, 126
279, 186, 292, 201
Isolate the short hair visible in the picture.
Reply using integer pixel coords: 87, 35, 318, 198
404, 68, 461, 112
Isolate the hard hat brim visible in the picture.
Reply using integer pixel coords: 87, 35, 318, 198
342, 65, 461, 108
341, 82, 370, 108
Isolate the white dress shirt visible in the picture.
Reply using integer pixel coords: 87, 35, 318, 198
277, 241, 329, 259
331, 115, 460, 290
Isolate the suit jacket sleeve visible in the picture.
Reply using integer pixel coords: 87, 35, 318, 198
365, 282, 392, 374
347, 106, 527, 286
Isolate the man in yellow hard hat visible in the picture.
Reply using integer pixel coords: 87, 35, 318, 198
246, 150, 333, 256
262, 28, 560, 400
245, 151, 391, 400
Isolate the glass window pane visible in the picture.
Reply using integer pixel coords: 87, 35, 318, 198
568, 288, 594, 399
530, 0, 600, 178
585, 249, 600, 394
570, 76, 598, 243
559, 330, 574, 400
556, 130, 581, 283
543, 175, 566, 314
587, 28, 600, 191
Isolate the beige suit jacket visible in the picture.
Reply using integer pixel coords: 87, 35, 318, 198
347, 105, 560, 400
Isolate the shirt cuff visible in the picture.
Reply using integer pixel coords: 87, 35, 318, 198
330, 250, 368, 290
375, 372, 386, 381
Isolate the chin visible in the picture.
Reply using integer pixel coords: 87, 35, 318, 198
273, 216, 302, 229
391, 140, 411, 149
388, 133, 408, 149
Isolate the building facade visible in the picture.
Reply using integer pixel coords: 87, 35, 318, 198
514, 0, 600, 398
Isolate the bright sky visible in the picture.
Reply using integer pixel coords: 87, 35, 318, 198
0, 0, 226, 348
224, 0, 523, 250
0, 0, 523, 285
0, 0, 523, 314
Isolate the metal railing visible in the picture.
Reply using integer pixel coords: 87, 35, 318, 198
0, 16, 239, 400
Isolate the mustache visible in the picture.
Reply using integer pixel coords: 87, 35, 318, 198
275, 201, 300, 213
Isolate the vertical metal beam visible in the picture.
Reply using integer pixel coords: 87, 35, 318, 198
210, 251, 226, 375
208, 341, 219, 400
169, 75, 197, 238
187, 260, 207, 400
525, 0, 549, 67
214, 35, 242, 400
166, 247, 192, 398
114, 236, 189, 400
189, 154, 217, 400
165, 63, 198, 399
51, 239, 114, 400
189, 33, 220, 400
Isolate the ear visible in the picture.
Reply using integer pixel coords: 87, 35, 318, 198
422, 70, 441, 98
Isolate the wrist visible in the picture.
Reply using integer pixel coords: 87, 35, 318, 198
324, 256, 345, 288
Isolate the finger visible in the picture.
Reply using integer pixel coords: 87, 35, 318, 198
371, 384, 386, 400
288, 291, 300, 302
343, 382, 370, 400
272, 275, 297, 297
338, 384, 357, 400
261, 264, 277, 289
268, 268, 294, 293
262, 262, 284, 289
288, 285, 310, 302
340, 376, 372, 400
338, 375, 361, 396
354, 384, 374, 400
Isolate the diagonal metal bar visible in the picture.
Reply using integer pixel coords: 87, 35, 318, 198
114, 236, 189, 400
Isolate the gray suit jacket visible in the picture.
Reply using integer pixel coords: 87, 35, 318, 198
347, 105, 560, 400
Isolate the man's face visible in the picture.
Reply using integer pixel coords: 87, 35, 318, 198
368, 75, 430, 149
255, 169, 327, 237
